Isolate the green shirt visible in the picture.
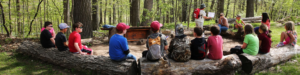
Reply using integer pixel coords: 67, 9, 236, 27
243, 34, 259, 55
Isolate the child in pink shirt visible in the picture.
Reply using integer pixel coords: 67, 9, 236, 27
207, 25, 223, 60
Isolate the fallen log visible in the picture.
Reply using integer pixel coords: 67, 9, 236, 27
226, 17, 262, 24
17, 41, 138, 75
81, 38, 93, 45
238, 45, 300, 74
139, 54, 242, 75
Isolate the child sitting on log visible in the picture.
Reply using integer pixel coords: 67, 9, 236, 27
276, 21, 298, 47
190, 27, 207, 60
109, 23, 136, 61
142, 21, 168, 61
258, 24, 271, 54
168, 24, 191, 62
55, 23, 70, 51
68, 22, 93, 55
40, 21, 55, 48
230, 24, 259, 55
207, 25, 223, 60
234, 15, 246, 40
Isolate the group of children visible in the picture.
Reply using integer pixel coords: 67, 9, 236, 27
40, 22, 93, 55
40, 13, 297, 62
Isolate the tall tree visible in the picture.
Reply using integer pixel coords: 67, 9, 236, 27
246, 0, 254, 17
225, 0, 230, 17
232, 0, 236, 18
27, 0, 43, 37
0, 2, 9, 37
73, 0, 93, 38
187, 0, 192, 29
63, 0, 70, 24
181, 0, 188, 22
112, 0, 116, 24
99, 0, 103, 25
8, 0, 12, 35
210, 0, 215, 11
216, 0, 224, 19
130, 0, 140, 26
92, 0, 99, 30
141, 0, 153, 26
17, 0, 22, 35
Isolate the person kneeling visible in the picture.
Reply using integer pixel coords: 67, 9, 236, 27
109, 23, 137, 61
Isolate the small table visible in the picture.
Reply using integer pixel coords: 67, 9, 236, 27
101, 27, 152, 41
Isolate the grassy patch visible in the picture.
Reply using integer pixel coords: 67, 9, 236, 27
0, 52, 91, 75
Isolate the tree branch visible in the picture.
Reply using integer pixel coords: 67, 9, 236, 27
26, 0, 43, 37
0, 2, 10, 37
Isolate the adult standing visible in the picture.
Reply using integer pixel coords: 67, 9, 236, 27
194, 4, 212, 37
218, 13, 229, 34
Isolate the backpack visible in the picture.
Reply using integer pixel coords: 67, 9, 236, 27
146, 34, 165, 61
170, 37, 191, 62
194, 8, 201, 19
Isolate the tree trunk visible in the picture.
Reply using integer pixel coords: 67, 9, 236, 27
99, 0, 103, 26
270, 1, 276, 20
141, 0, 153, 26
73, 0, 93, 38
187, 0, 192, 29
232, 0, 236, 18
63, 0, 70, 25
0, 2, 10, 37
216, 0, 224, 19
246, 0, 254, 17
16, 0, 22, 36
210, 0, 215, 12
104, 0, 107, 24
26, 0, 43, 37
170, 0, 174, 23
238, 45, 300, 74
225, 0, 230, 17
8, 0, 12, 36
113, 0, 116, 24
92, 0, 99, 30
255, 0, 258, 12
130, 0, 140, 26
181, 0, 188, 22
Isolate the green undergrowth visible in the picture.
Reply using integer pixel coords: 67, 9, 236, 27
0, 52, 92, 75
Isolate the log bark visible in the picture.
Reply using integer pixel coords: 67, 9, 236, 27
226, 17, 262, 23
17, 41, 138, 75
139, 54, 242, 75
238, 45, 300, 74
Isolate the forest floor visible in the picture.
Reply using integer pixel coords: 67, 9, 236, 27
0, 21, 299, 75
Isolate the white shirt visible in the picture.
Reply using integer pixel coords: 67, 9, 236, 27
195, 10, 206, 23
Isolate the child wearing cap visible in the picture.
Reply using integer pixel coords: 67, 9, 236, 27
142, 21, 168, 61
55, 23, 70, 51
109, 23, 137, 61
40, 21, 55, 48
234, 15, 245, 30
68, 22, 93, 55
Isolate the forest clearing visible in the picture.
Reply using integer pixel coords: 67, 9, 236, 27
0, 0, 300, 75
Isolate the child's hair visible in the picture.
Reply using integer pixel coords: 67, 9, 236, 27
262, 13, 270, 22
72, 22, 83, 31
244, 24, 256, 36
210, 25, 220, 35
285, 21, 295, 31
194, 27, 203, 36
117, 29, 123, 33
259, 24, 271, 38
44, 21, 52, 28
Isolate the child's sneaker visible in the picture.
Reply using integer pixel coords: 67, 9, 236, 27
276, 42, 284, 47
